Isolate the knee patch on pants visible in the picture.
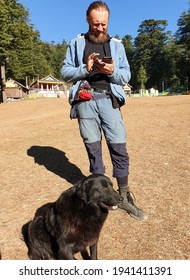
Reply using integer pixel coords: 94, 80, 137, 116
108, 143, 129, 178
84, 141, 105, 174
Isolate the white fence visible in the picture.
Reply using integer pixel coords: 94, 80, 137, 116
28, 89, 69, 99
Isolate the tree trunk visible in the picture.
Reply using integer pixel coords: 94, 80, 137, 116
0, 63, 7, 103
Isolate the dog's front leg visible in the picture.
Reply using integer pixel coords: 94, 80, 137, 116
80, 249, 90, 260
89, 243, 98, 260
58, 246, 75, 260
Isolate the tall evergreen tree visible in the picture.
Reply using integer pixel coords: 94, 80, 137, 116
52, 41, 67, 79
134, 19, 170, 90
122, 35, 135, 87
137, 65, 148, 91
175, 7, 190, 90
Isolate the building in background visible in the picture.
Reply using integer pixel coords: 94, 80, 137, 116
5, 78, 29, 99
29, 75, 69, 98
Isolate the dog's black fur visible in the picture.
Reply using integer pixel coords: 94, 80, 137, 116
22, 174, 122, 260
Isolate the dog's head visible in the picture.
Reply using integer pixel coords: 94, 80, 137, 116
76, 174, 122, 212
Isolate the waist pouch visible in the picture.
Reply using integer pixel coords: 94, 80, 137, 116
70, 80, 117, 119
76, 80, 92, 101
70, 93, 110, 119
70, 80, 92, 119
77, 91, 92, 101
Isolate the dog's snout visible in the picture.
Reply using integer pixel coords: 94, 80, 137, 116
113, 191, 123, 204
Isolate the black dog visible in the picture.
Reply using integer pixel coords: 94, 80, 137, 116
22, 174, 122, 260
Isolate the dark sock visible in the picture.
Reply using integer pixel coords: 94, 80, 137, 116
117, 176, 128, 189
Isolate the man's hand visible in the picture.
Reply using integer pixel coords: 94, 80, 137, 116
93, 58, 114, 75
86, 52, 100, 73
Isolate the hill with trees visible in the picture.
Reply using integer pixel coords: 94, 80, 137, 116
0, 0, 189, 102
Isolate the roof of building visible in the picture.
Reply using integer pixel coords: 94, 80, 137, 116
5, 78, 28, 90
29, 74, 64, 87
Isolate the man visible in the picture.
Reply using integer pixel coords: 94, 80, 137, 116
61, 1, 147, 221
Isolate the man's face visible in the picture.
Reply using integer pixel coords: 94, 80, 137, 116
87, 9, 109, 43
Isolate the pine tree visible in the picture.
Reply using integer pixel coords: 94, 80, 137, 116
175, 6, 190, 90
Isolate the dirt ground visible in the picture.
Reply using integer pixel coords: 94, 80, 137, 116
0, 95, 190, 260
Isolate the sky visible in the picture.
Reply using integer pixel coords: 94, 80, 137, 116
18, 0, 189, 44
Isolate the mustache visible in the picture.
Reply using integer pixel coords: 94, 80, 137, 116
87, 30, 108, 44
89, 28, 107, 35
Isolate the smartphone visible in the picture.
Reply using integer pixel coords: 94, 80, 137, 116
102, 56, 112, 63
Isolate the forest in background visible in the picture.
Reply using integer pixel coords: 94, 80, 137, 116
0, 0, 190, 95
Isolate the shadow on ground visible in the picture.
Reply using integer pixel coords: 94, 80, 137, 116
27, 145, 86, 185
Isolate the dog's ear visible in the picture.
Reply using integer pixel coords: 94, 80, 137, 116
76, 181, 89, 203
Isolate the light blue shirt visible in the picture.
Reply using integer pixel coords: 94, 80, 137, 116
61, 34, 131, 105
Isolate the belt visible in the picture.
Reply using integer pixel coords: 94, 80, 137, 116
92, 88, 111, 95
92, 93, 110, 100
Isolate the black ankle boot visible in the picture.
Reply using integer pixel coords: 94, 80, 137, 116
118, 188, 147, 221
